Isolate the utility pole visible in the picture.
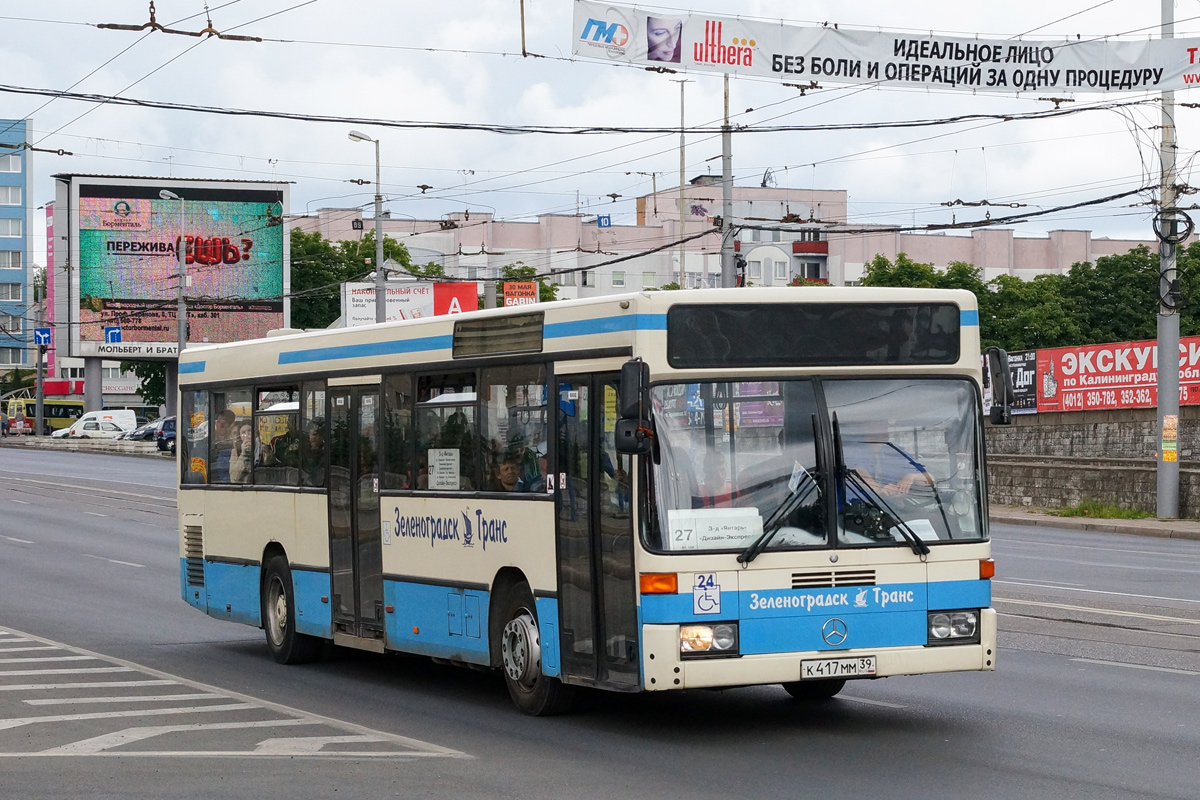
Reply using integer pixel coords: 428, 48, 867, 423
673, 79, 690, 288
1157, 0, 1180, 518
720, 73, 735, 288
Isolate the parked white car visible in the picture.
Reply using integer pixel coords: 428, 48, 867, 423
56, 410, 138, 439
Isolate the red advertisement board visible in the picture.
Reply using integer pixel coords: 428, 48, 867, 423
1037, 336, 1200, 412
433, 282, 478, 316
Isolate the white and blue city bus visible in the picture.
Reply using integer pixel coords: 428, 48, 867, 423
177, 287, 1009, 715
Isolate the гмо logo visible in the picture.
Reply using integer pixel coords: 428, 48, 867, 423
580, 18, 629, 47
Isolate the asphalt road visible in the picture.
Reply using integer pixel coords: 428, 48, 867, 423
0, 446, 1197, 799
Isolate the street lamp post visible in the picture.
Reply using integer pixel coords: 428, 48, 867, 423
349, 130, 387, 324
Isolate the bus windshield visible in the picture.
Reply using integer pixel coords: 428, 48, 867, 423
646, 378, 984, 553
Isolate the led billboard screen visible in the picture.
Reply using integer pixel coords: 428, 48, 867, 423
68, 178, 288, 358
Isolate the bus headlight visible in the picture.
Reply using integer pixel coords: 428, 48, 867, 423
927, 610, 979, 645
680, 623, 739, 658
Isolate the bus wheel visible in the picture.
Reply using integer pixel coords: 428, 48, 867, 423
498, 581, 574, 716
782, 679, 846, 701
262, 556, 320, 665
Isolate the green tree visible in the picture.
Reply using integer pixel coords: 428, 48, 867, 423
120, 361, 166, 408
289, 229, 416, 329
1057, 246, 1159, 345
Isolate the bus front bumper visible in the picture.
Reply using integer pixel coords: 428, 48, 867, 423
641, 608, 996, 691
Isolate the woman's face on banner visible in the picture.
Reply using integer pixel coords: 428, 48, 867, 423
647, 17, 682, 62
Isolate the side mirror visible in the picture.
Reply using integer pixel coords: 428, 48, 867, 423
984, 346, 1014, 425
615, 418, 653, 455
618, 358, 650, 420
617, 358, 654, 455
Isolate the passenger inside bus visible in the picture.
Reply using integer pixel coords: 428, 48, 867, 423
300, 419, 326, 488
229, 422, 254, 484
210, 410, 237, 482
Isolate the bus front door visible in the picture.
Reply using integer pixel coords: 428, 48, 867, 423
555, 375, 640, 688
328, 386, 385, 649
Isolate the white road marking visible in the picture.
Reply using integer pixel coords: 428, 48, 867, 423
0, 624, 470, 760
0, 703, 258, 730
994, 537, 1200, 561
7, 499, 29, 505
839, 695, 907, 709
0, 656, 97, 664
0, 680, 175, 692
254, 734, 390, 754
81, 554, 144, 568
0, 638, 31, 643
0, 647, 62, 653
993, 580, 1200, 606
1003, 577, 1084, 587
0, 475, 175, 504
995, 597, 1200, 625
1070, 658, 1200, 676
82, 512, 107, 517
40, 719, 322, 755
24, 693, 221, 706
2, 536, 33, 544
0, 668, 134, 676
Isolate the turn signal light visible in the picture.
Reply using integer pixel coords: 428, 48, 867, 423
979, 558, 995, 579
639, 573, 678, 594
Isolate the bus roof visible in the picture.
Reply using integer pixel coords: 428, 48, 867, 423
178, 287, 980, 386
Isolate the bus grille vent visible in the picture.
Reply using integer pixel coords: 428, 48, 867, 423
791, 569, 875, 589
184, 525, 204, 587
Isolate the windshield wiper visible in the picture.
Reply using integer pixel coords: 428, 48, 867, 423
739, 415, 822, 566
832, 413, 930, 557
738, 474, 818, 565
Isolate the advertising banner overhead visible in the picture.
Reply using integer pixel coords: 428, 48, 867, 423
502, 281, 539, 307
573, 1, 1200, 93
341, 281, 479, 327
1037, 337, 1200, 412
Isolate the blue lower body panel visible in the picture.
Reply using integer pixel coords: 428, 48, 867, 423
180, 559, 206, 612
535, 597, 560, 677
383, 580, 491, 665
292, 569, 332, 638
204, 560, 262, 627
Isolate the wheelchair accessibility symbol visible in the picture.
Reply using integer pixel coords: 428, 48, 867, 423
692, 573, 721, 615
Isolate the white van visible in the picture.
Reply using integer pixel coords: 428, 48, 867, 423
54, 409, 138, 440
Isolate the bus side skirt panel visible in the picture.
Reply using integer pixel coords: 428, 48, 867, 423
383, 580, 491, 665
292, 569, 332, 638
204, 561, 262, 627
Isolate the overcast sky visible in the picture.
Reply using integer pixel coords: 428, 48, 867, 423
5, 0, 1199, 267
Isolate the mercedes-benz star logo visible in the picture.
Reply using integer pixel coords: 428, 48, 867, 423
822, 617, 848, 646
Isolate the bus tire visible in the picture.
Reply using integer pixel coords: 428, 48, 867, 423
782, 679, 846, 701
497, 581, 574, 716
261, 556, 320, 665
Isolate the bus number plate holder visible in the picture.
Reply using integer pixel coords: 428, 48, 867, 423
800, 656, 876, 679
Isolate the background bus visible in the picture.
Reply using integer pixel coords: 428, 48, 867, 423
177, 288, 1010, 715
5, 399, 85, 435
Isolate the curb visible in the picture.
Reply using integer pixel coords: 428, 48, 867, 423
0, 437, 169, 461
990, 512, 1200, 542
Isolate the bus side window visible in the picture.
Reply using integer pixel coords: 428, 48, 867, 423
300, 381, 327, 489
481, 364, 547, 493
416, 372, 478, 491
382, 374, 413, 490
181, 389, 210, 484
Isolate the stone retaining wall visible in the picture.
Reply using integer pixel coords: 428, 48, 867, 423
985, 407, 1200, 515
